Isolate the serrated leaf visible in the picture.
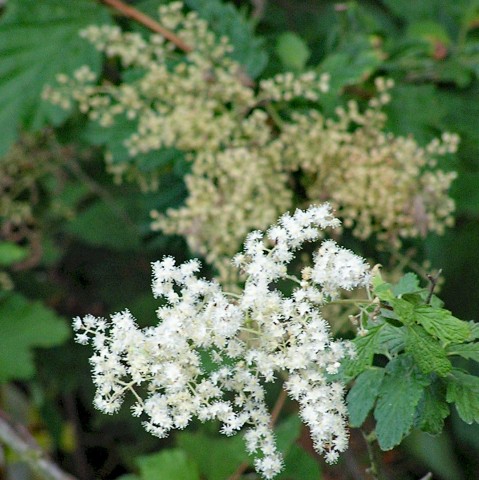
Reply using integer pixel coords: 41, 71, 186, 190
413, 305, 471, 345
446, 370, 479, 424
374, 356, 430, 450
347, 368, 385, 427
185, 0, 267, 78
377, 322, 405, 355
405, 325, 452, 377
392, 273, 422, 297
0, 0, 111, 154
0, 242, 29, 267
342, 326, 382, 379
275, 32, 311, 71
177, 432, 248, 480
389, 298, 416, 325
137, 449, 200, 480
0, 292, 70, 382
446, 342, 479, 362
414, 381, 449, 435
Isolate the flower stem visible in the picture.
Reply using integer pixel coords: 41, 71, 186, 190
100, 0, 192, 52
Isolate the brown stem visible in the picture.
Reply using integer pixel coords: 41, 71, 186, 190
229, 388, 288, 480
0, 409, 77, 480
100, 0, 192, 52
426, 269, 442, 305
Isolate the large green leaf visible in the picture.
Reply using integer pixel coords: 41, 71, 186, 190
66, 198, 142, 251
374, 356, 430, 450
137, 449, 200, 480
177, 431, 249, 480
278, 444, 322, 480
0, 292, 70, 382
0, 0, 111, 154
391, 273, 422, 297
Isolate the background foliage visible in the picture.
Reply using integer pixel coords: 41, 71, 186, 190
1, 0, 478, 479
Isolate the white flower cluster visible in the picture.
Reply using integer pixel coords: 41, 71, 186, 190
73, 204, 369, 478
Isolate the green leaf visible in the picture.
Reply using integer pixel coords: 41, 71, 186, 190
318, 44, 381, 113
385, 85, 446, 144
414, 381, 449, 435
389, 298, 415, 326
0, 0, 111, 155
377, 322, 405, 355
407, 20, 451, 46
371, 275, 395, 302
446, 342, 479, 362
347, 368, 385, 427
185, 0, 267, 78
405, 325, 452, 377
446, 370, 479, 425
66, 199, 141, 251
275, 32, 311, 71
403, 431, 463, 480
413, 305, 471, 345
374, 356, 430, 450
0, 292, 70, 382
275, 414, 302, 454
278, 444, 322, 480
451, 172, 479, 216
392, 273, 422, 297
177, 432, 249, 480
469, 321, 479, 340
342, 326, 382, 379
137, 449, 200, 480
0, 242, 29, 267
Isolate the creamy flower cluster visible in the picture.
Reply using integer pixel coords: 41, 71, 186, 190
73, 204, 369, 478
44, 2, 458, 285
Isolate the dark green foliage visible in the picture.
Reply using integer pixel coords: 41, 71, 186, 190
0, 0, 112, 155
344, 272, 479, 452
0, 292, 70, 382
185, 0, 268, 77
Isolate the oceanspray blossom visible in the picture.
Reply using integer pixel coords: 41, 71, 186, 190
74, 204, 369, 478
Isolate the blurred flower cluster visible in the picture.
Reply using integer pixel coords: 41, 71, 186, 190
44, 1, 458, 285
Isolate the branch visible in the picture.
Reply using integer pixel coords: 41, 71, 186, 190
100, 0, 192, 52
426, 269, 442, 305
0, 410, 78, 480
